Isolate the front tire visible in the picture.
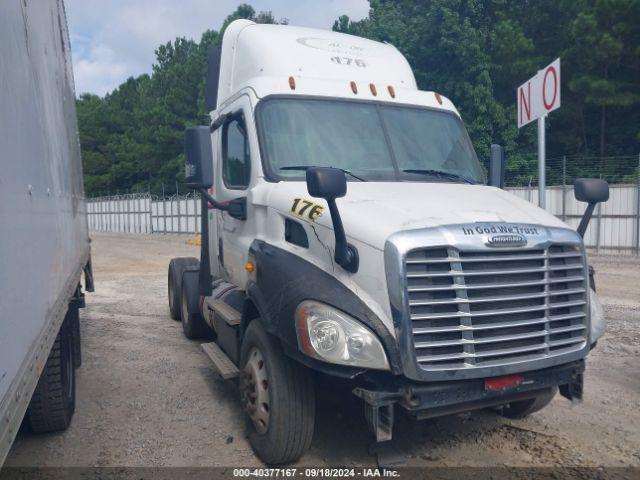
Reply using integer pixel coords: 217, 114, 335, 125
27, 314, 76, 433
499, 387, 557, 419
240, 321, 315, 465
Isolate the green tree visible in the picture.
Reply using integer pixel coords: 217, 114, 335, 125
78, 1, 640, 195
567, 0, 640, 156
334, 0, 640, 183
77, 4, 280, 196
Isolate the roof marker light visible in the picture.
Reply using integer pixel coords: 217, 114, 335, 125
350, 81, 358, 94
435, 92, 443, 105
387, 85, 395, 98
369, 83, 377, 96
288, 76, 296, 90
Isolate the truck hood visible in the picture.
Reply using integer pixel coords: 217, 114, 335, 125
258, 182, 569, 250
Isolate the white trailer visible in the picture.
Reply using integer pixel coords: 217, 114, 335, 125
0, 0, 92, 464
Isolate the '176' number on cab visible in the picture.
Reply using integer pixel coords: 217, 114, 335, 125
290, 198, 324, 221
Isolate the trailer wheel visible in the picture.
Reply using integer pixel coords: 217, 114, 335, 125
240, 321, 315, 465
168, 257, 199, 321
499, 387, 557, 419
27, 315, 76, 433
180, 270, 209, 339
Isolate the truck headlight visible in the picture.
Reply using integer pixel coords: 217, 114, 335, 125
295, 300, 390, 370
590, 291, 606, 344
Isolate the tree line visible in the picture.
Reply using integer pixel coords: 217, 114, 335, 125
77, 1, 640, 196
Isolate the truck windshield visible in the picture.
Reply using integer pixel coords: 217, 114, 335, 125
257, 98, 485, 183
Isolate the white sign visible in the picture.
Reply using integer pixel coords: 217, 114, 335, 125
517, 58, 561, 128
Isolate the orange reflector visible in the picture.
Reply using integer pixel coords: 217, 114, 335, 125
484, 373, 524, 392
244, 262, 255, 273
288, 76, 296, 90
387, 85, 395, 98
350, 81, 358, 94
435, 92, 443, 105
369, 83, 377, 96
297, 307, 313, 355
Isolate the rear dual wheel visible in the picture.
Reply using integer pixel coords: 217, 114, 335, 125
180, 271, 210, 339
167, 257, 199, 321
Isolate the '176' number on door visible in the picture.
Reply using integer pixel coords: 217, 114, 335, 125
290, 198, 324, 221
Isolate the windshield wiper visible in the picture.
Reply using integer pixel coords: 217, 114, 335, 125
402, 169, 477, 184
280, 166, 366, 182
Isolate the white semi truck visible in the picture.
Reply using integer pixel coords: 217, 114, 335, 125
168, 20, 608, 464
0, 0, 92, 465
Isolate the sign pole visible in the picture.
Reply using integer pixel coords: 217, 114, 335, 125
517, 58, 559, 211
538, 115, 546, 209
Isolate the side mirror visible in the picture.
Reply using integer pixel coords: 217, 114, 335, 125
306, 166, 347, 199
574, 178, 609, 238
306, 167, 358, 273
184, 126, 213, 189
574, 178, 609, 204
488, 144, 505, 188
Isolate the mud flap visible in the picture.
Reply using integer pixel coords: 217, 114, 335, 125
83, 257, 95, 292
69, 285, 84, 369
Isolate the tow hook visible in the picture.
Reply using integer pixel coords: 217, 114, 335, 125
353, 387, 399, 443
559, 372, 584, 402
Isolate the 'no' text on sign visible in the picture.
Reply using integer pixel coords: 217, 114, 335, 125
517, 58, 561, 128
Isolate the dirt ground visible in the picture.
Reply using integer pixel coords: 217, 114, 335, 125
4, 233, 640, 468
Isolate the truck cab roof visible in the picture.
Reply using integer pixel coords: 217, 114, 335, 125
214, 20, 457, 115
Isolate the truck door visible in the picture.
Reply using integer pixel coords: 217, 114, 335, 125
212, 95, 256, 288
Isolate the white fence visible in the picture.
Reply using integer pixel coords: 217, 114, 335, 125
87, 193, 201, 234
509, 184, 639, 253
87, 184, 640, 254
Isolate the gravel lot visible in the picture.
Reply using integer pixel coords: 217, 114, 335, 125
4, 233, 640, 468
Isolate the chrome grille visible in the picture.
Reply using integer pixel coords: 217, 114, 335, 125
405, 245, 588, 371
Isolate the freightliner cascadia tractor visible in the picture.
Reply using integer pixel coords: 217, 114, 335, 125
167, 20, 608, 464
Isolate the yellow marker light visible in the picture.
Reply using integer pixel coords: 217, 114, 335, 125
245, 262, 255, 273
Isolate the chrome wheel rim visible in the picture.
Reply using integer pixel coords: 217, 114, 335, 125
241, 347, 270, 434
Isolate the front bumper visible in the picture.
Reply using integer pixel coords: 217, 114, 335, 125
354, 359, 584, 421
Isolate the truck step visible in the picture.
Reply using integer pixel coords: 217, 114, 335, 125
210, 299, 241, 326
201, 342, 239, 379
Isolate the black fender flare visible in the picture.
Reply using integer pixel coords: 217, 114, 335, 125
245, 240, 403, 376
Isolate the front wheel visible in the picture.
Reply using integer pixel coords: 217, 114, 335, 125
240, 321, 315, 465
498, 387, 557, 419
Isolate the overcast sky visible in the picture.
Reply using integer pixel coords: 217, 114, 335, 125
66, 0, 369, 97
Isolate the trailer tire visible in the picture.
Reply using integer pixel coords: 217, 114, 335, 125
168, 257, 199, 321
27, 315, 76, 433
499, 387, 557, 419
180, 270, 209, 339
240, 321, 315, 465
